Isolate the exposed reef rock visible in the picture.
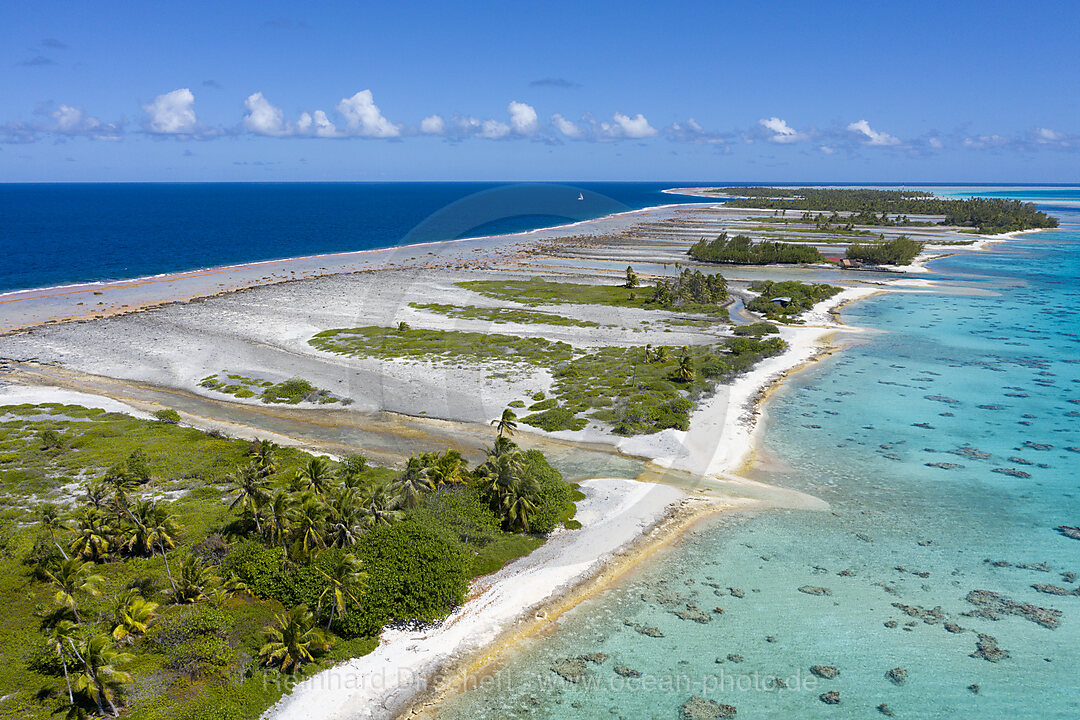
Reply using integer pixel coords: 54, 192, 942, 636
819, 690, 842, 705
799, 585, 833, 596
970, 634, 1010, 663
1032, 584, 1080, 597
992, 467, 1031, 478
964, 590, 1061, 629
891, 602, 945, 625
624, 621, 664, 638
810, 665, 840, 679
885, 667, 908, 685
679, 695, 737, 719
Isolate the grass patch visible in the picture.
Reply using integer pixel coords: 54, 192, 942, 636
200, 373, 346, 405
457, 276, 728, 317
309, 326, 576, 367
409, 302, 604, 327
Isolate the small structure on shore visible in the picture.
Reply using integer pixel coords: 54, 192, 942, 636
769, 296, 793, 307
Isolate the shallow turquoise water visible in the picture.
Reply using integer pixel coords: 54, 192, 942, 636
435, 193, 1080, 718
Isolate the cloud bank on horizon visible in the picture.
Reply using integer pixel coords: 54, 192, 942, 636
3, 86, 1074, 159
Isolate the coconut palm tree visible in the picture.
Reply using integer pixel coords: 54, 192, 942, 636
426, 450, 467, 487
111, 590, 159, 642
72, 631, 133, 717
82, 482, 109, 512
69, 510, 111, 562
486, 435, 518, 460
359, 483, 404, 529
228, 462, 270, 533
298, 457, 335, 496
491, 408, 518, 437
290, 494, 328, 558
120, 500, 180, 590
45, 619, 81, 703
258, 605, 330, 673
265, 489, 293, 547
326, 487, 364, 548
122, 499, 179, 557
675, 353, 695, 383
44, 559, 103, 624
499, 474, 540, 532
250, 438, 279, 476
477, 451, 525, 491
102, 468, 138, 527
392, 457, 434, 509
39, 503, 71, 560
165, 555, 219, 604
316, 553, 368, 630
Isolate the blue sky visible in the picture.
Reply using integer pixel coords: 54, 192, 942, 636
2, 0, 1078, 182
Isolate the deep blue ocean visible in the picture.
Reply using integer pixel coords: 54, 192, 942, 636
5, 182, 1075, 295
0, 182, 718, 294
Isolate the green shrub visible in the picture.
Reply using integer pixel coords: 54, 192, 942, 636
733, 322, 779, 336
845, 235, 924, 265
153, 408, 181, 424
222, 541, 286, 599
359, 521, 469, 626
528, 398, 557, 411
260, 378, 315, 404
521, 406, 588, 432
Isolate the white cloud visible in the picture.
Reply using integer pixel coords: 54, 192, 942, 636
508, 101, 539, 135
847, 119, 900, 146
296, 110, 340, 138
242, 92, 290, 137
420, 114, 445, 135
759, 116, 806, 143
551, 113, 584, 139
142, 88, 198, 134
666, 118, 725, 144
1036, 127, 1064, 143
928, 137, 943, 149
50, 104, 121, 140
336, 90, 400, 138
478, 118, 510, 139
819, 144, 836, 155
601, 112, 657, 139
963, 134, 1008, 149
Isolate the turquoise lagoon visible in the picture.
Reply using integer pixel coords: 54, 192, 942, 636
436, 191, 1080, 719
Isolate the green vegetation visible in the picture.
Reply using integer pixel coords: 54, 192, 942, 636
711, 187, 1058, 233
152, 409, 181, 424
309, 326, 575, 367
522, 337, 786, 435
746, 281, 842, 321
458, 275, 729, 317
688, 232, 823, 264
408, 302, 604, 328
0, 403, 578, 719
733, 322, 780, 336
845, 235, 924, 266
200, 373, 345, 405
